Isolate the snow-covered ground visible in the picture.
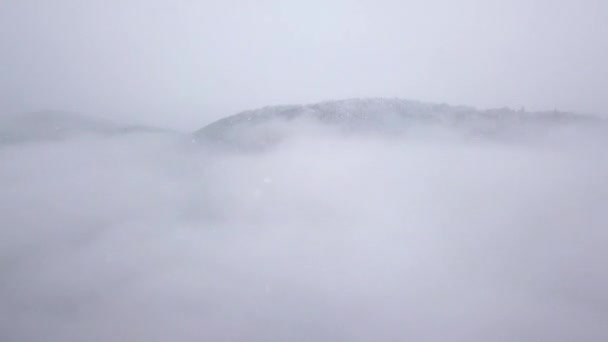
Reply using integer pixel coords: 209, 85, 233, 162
1, 100, 607, 341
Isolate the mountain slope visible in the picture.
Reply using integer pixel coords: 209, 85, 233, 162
193, 98, 600, 150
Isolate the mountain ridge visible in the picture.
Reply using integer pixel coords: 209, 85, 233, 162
193, 98, 601, 150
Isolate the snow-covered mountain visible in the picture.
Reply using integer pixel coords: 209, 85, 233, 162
193, 98, 600, 150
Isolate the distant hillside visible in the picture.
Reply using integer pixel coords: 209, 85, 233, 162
193, 98, 601, 150
0, 111, 170, 144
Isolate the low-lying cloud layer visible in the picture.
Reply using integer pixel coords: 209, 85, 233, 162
1, 102, 607, 341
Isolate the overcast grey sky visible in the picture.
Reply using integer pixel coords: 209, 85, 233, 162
1, 0, 607, 129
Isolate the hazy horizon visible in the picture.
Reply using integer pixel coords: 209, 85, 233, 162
2, 0, 607, 129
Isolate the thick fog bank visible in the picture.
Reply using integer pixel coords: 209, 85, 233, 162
1, 110, 607, 341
